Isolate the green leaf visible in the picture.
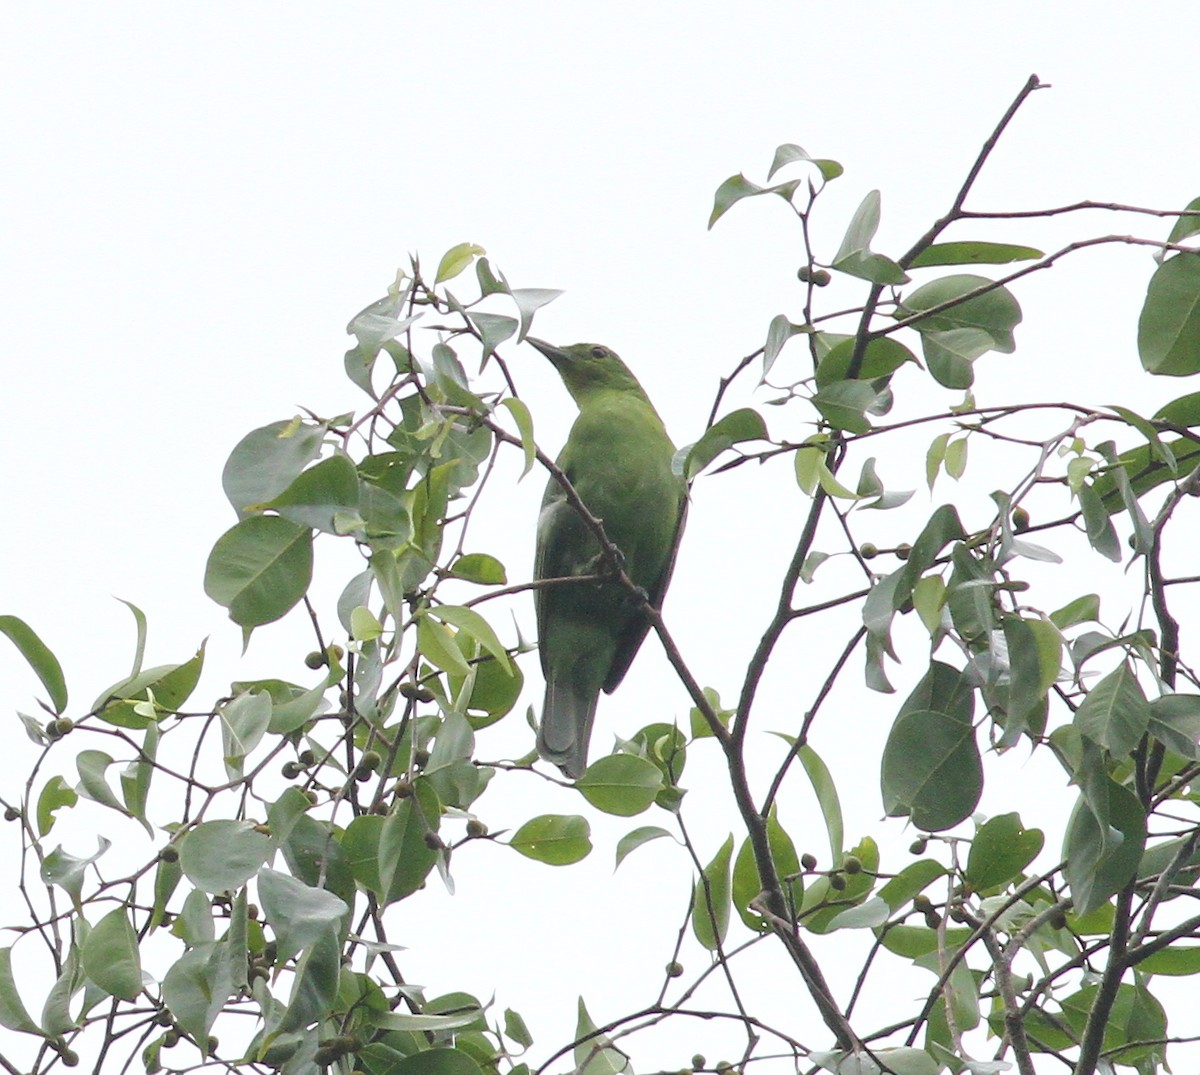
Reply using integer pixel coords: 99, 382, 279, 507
277, 926, 342, 1034
899, 274, 1021, 353
376, 780, 441, 904
965, 813, 1043, 891
257, 868, 349, 964
731, 810, 803, 932
708, 173, 766, 229
180, 820, 271, 893
832, 191, 909, 285
689, 686, 733, 739
909, 241, 1043, 268
163, 943, 234, 1050
435, 242, 486, 284
767, 143, 841, 182
815, 337, 915, 388
0, 947, 40, 1033
1073, 661, 1150, 757
614, 826, 675, 870
762, 313, 807, 377
204, 516, 314, 627
94, 643, 206, 728
1063, 778, 1146, 915
1165, 196, 1200, 248
1138, 253, 1200, 375
81, 908, 142, 1001
222, 418, 325, 517
811, 380, 878, 433
877, 860, 946, 912
574, 997, 631, 1075
504, 1007, 534, 1048
801, 838, 880, 933
1138, 945, 1200, 975
467, 311, 517, 357
219, 690, 272, 777
0, 615, 67, 712
575, 754, 663, 816
429, 605, 512, 673
509, 815, 591, 865
881, 708, 982, 831
500, 396, 536, 478
510, 287, 563, 341
418, 614, 473, 678
264, 453, 359, 533
1050, 594, 1101, 630
674, 407, 768, 480
76, 750, 132, 821
1153, 389, 1200, 426
40, 838, 110, 907
1077, 482, 1122, 562
692, 834, 734, 950
36, 776, 77, 837
798, 744, 843, 862
1149, 693, 1200, 760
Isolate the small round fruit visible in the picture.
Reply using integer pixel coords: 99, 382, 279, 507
1012, 506, 1031, 532
859, 542, 879, 560
811, 269, 831, 286
843, 855, 862, 874
829, 873, 847, 891
466, 818, 488, 838
159, 845, 179, 863
800, 852, 817, 871
304, 651, 326, 670
3, 806, 20, 822
666, 960, 684, 978
895, 542, 912, 561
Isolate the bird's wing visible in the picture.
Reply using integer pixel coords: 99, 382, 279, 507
603, 489, 688, 693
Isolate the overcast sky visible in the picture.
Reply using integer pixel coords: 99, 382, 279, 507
4, 4, 1200, 1070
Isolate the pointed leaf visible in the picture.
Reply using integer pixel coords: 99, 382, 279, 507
509, 815, 591, 865
0, 615, 67, 712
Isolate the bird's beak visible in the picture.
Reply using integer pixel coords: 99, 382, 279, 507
526, 336, 571, 370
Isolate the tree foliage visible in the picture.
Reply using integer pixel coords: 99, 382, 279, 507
6, 74, 1200, 1075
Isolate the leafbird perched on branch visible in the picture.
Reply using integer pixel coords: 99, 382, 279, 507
529, 337, 688, 779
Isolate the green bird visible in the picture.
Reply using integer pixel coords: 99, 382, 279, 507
529, 337, 687, 779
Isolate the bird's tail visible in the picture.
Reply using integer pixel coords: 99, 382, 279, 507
537, 674, 598, 780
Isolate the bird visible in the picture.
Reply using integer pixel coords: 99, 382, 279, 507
529, 337, 688, 779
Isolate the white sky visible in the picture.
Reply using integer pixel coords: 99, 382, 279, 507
4, 3, 1200, 1071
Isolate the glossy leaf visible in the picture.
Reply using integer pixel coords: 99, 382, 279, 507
575, 754, 663, 817
509, 814, 591, 865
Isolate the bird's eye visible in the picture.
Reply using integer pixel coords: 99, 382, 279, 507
590, 346, 607, 359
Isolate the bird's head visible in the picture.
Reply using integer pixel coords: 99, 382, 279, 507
527, 338, 644, 402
